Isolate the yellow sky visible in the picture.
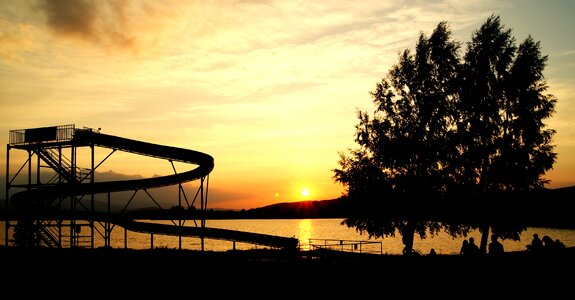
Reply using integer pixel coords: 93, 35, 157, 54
1, 0, 574, 210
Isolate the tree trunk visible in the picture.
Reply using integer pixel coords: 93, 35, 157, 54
479, 224, 489, 254
402, 222, 415, 255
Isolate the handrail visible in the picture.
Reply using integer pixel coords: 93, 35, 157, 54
307, 238, 382, 254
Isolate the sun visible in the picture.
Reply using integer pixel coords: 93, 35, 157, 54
301, 188, 310, 198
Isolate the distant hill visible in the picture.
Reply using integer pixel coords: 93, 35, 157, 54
4, 186, 574, 229
125, 198, 350, 220
240, 198, 350, 218
222, 185, 575, 229
242, 184, 575, 218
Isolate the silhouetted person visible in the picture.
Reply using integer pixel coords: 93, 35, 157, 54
555, 239, 566, 252
469, 237, 480, 254
461, 237, 479, 256
488, 235, 504, 255
527, 233, 543, 253
460, 239, 469, 255
542, 235, 555, 252
429, 248, 437, 256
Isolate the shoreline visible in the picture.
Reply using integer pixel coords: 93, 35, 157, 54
2, 246, 573, 292
2, 244, 573, 266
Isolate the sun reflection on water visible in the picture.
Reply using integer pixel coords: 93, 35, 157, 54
297, 219, 313, 250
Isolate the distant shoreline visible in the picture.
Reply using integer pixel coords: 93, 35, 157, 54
3, 187, 575, 228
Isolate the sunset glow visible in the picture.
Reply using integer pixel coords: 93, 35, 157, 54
1, 0, 574, 210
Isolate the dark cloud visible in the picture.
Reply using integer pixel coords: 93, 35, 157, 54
38, 0, 97, 40
35, 0, 177, 52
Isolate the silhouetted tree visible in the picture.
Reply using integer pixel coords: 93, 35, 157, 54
457, 15, 557, 252
334, 21, 462, 253
334, 16, 557, 254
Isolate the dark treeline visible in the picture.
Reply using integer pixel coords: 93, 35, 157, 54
124, 198, 351, 220
120, 185, 575, 230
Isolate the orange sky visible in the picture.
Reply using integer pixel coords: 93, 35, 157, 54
1, 0, 574, 210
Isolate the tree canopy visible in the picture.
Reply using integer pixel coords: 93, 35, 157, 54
333, 15, 557, 254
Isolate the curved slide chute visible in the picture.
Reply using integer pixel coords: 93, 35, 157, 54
13, 128, 214, 202
9, 127, 298, 250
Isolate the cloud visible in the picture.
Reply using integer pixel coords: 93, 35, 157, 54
35, 0, 186, 54
38, 0, 97, 39
0, 20, 38, 63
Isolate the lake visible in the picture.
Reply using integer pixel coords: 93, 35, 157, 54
2, 218, 574, 255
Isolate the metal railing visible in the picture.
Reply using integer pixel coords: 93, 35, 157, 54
38, 148, 91, 184
307, 238, 383, 255
9, 124, 75, 145
37, 221, 61, 248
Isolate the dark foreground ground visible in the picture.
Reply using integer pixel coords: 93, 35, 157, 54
1, 246, 574, 297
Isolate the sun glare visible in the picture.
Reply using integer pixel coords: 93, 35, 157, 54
301, 188, 310, 198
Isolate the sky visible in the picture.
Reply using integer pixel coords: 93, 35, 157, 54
1, 0, 574, 210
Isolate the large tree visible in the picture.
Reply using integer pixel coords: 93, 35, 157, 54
334, 15, 557, 254
457, 15, 557, 252
334, 21, 462, 254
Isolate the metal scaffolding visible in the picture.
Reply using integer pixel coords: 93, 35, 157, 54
4, 124, 213, 250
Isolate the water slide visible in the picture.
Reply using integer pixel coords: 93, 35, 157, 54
13, 128, 214, 200
9, 127, 298, 250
